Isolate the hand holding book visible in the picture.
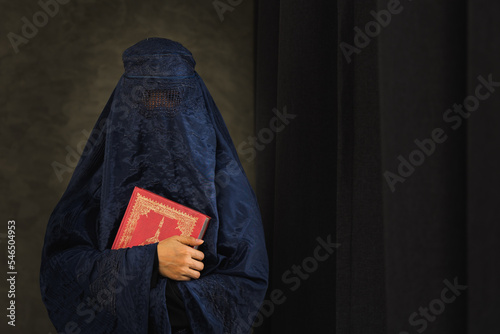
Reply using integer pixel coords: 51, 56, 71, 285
157, 235, 205, 281
112, 187, 211, 280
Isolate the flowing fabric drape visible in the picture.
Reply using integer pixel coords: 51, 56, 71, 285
40, 38, 268, 334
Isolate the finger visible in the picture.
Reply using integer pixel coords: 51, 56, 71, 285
183, 268, 201, 280
175, 275, 192, 282
176, 236, 204, 247
189, 259, 204, 272
189, 248, 205, 261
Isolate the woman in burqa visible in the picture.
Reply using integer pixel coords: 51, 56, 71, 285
40, 38, 269, 334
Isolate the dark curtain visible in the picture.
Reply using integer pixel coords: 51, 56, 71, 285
254, 0, 500, 333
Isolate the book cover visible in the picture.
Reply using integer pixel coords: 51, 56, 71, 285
111, 186, 210, 250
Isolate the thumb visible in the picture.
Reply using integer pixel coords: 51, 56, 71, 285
177, 235, 204, 246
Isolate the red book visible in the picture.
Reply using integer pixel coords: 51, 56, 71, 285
111, 187, 210, 250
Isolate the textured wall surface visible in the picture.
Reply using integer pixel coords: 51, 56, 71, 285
0, 0, 254, 332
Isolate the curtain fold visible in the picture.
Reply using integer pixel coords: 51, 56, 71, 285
467, 1, 500, 332
337, 1, 387, 333
378, 1, 468, 333
255, 0, 337, 332
255, 0, 500, 333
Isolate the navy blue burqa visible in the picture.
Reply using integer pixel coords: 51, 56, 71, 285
40, 38, 269, 334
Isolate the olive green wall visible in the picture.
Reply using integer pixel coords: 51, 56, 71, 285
0, 1, 254, 332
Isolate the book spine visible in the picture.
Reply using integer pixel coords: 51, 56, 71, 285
193, 217, 210, 250
111, 188, 138, 249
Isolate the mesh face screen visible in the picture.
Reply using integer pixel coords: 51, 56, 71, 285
142, 89, 181, 112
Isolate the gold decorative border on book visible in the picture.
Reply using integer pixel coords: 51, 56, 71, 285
117, 193, 198, 248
